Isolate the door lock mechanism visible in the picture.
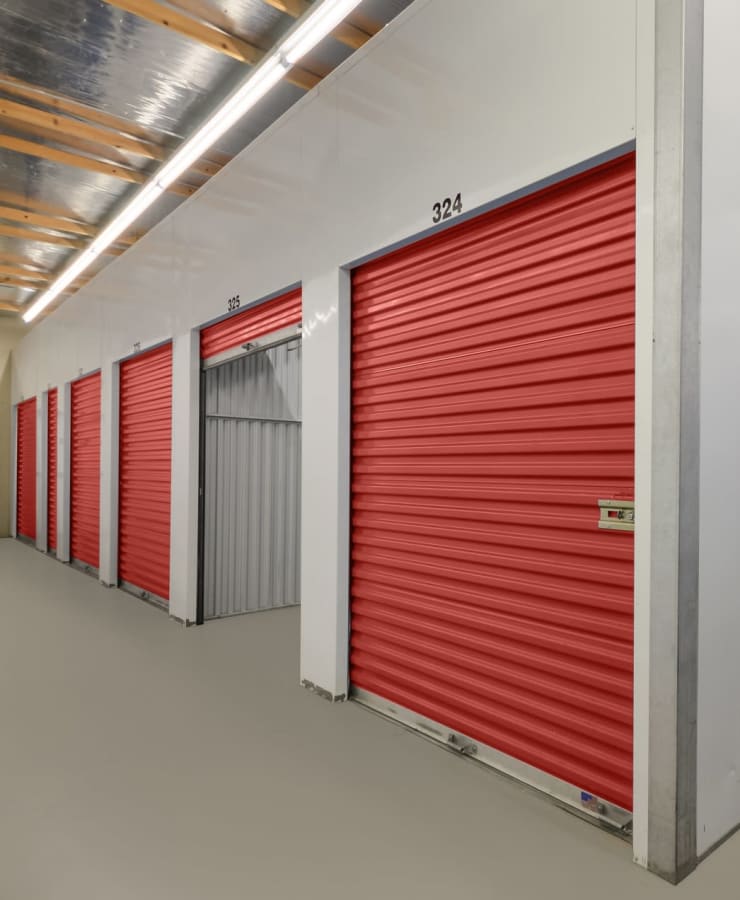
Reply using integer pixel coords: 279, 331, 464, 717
598, 499, 635, 532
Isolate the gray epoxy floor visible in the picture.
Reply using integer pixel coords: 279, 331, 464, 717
1, 538, 738, 900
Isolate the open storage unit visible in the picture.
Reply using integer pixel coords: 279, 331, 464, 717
199, 289, 303, 621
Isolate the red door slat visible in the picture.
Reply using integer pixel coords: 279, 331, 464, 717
200, 288, 302, 359
350, 153, 636, 812
47, 389, 58, 551
118, 343, 173, 601
16, 397, 36, 541
70, 373, 101, 569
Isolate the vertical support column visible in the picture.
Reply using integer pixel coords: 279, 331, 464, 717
299, 268, 351, 700
36, 392, 48, 552
57, 382, 71, 563
99, 360, 120, 587
169, 330, 200, 624
633, 0, 703, 882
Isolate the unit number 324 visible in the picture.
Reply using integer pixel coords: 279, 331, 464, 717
432, 193, 463, 224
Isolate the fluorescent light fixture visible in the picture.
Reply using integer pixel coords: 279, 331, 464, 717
23, 0, 364, 324
283, 0, 365, 63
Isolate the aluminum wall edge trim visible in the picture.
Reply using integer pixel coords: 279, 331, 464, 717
643, 0, 703, 882
36, 394, 47, 552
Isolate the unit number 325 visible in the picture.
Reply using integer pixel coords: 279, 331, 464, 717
432, 193, 463, 224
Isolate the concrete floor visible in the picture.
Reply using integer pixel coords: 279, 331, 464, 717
1, 539, 738, 900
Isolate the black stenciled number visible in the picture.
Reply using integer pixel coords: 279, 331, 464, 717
432, 194, 463, 224
227, 294, 241, 312
133, 341, 141, 353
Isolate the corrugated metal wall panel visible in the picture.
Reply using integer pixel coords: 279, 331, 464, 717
203, 340, 301, 618
47, 389, 58, 551
16, 397, 37, 541
200, 288, 302, 359
70, 372, 101, 569
350, 153, 635, 812
118, 343, 173, 602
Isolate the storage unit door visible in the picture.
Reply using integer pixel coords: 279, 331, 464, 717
202, 338, 302, 618
200, 287, 302, 359
47, 389, 58, 552
16, 397, 37, 542
70, 373, 101, 570
118, 343, 173, 603
350, 153, 635, 816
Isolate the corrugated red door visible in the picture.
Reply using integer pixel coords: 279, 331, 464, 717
200, 288, 302, 359
118, 343, 173, 602
70, 372, 101, 569
47, 388, 58, 552
16, 397, 37, 541
350, 153, 635, 813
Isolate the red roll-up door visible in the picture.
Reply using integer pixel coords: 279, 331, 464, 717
200, 287, 302, 359
70, 372, 101, 569
350, 153, 635, 813
48, 389, 58, 552
118, 343, 173, 602
16, 397, 37, 541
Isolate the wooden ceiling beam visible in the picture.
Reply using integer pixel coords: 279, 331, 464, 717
0, 75, 229, 178
102, 0, 322, 91
0, 301, 21, 312
0, 96, 161, 160
0, 97, 226, 178
0, 134, 196, 197
0, 251, 49, 269
0, 275, 46, 289
0, 222, 130, 254
0, 222, 86, 249
260, 0, 375, 50
0, 189, 89, 223
0, 264, 51, 282
0, 203, 96, 237
0, 73, 162, 144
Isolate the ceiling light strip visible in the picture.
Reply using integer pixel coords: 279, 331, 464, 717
23, 0, 364, 323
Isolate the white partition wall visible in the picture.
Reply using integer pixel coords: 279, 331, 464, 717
697, 0, 740, 860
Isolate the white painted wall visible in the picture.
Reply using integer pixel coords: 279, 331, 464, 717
697, 0, 740, 857
0, 318, 26, 537
10, 0, 636, 690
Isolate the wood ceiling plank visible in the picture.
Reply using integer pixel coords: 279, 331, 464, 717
0, 275, 47, 288
0, 222, 86, 249
0, 204, 96, 237
0, 134, 146, 184
0, 97, 161, 160
0, 264, 51, 282
102, 0, 321, 90
0, 251, 49, 269
0, 134, 195, 196
0, 73, 163, 144
0, 74, 229, 177
0, 189, 90, 223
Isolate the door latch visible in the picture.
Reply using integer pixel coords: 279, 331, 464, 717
598, 499, 635, 532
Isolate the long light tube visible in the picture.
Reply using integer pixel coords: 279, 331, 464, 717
23, 0, 364, 323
